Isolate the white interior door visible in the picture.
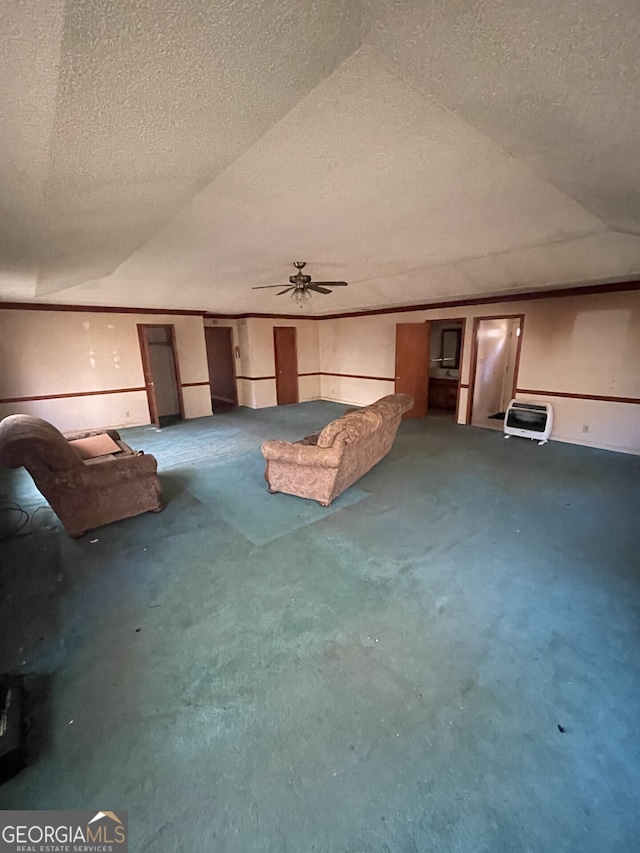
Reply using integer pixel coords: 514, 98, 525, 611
471, 317, 522, 426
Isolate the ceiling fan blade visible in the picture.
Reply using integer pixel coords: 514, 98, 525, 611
277, 287, 294, 295
312, 281, 348, 287
252, 284, 289, 290
307, 284, 332, 294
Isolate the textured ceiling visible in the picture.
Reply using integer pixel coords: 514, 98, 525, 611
1, 0, 639, 313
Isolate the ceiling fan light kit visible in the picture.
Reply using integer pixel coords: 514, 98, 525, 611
252, 262, 349, 306
291, 286, 311, 307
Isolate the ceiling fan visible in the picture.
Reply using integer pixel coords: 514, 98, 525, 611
252, 262, 348, 305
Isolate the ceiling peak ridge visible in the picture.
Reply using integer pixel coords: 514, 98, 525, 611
365, 45, 614, 233
72, 41, 371, 293
347, 229, 609, 289
33, 0, 367, 294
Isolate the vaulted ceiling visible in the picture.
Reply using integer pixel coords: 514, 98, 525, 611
2, 0, 639, 314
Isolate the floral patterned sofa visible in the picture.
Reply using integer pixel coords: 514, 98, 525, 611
261, 394, 414, 506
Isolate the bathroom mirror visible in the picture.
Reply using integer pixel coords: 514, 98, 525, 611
440, 328, 462, 370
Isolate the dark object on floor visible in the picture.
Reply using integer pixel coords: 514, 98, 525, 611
0, 414, 163, 538
211, 400, 236, 415
261, 394, 414, 506
488, 411, 506, 420
0, 501, 30, 539
557, 724, 567, 733
0, 675, 26, 785
158, 414, 182, 429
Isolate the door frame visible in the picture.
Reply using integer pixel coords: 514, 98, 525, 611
465, 314, 525, 424
137, 323, 185, 428
425, 317, 467, 421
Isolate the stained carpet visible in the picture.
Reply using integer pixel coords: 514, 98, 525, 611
1, 404, 639, 852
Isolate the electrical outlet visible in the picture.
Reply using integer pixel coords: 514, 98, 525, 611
125, 410, 131, 418
582, 424, 589, 433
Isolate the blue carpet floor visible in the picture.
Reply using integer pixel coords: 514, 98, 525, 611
1, 404, 639, 852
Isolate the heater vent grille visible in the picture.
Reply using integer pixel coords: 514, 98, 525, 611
504, 400, 553, 441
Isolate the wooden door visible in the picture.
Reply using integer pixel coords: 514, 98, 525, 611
395, 322, 430, 418
137, 324, 184, 428
274, 326, 299, 405
205, 327, 237, 406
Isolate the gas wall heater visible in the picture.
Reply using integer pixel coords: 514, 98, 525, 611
503, 400, 553, 444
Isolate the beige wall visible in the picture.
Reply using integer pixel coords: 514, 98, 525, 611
316, 290, 639, 454
516, 293, 639, 396
3, 287, 638, 454
226, 288, 639, 455
225, 317, 320, 408
513, 291, 640, 453
0, 309, 211, 431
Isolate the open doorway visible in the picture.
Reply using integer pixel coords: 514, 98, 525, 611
467, 315, 524, 430
394, 319, 466, 419
205, 326, 237, 413
427, 319, 465, 420
137, 324, 184, 428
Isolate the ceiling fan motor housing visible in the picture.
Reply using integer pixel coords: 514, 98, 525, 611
290, 273, 312, 285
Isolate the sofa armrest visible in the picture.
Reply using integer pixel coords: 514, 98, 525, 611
261, 440, 342, 469
53, 453, 159, 489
